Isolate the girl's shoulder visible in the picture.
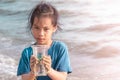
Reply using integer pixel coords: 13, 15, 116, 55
23, 46, 32, 52
23, 42, 37, 52
52, 40, 68, 49
21, 45, 33, 56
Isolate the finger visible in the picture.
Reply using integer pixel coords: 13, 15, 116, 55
43, 56, 51, 62
43, 60, 51, 71
43, 55, 51, 59
30, 59, 36, 67
43, 56, 51, 66
30, 55, 35, 62
45, 64, 51, 71
30, 62, 35, 70
31, 55, 36, 59
30, 63, 35, 68
30, 55, 38, 64
43, 60, 51, 66
44, 62, 51, 67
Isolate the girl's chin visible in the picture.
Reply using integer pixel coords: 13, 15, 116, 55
36, 40, 52, 45
36, 41, 46, 45
37, 43, 46, 45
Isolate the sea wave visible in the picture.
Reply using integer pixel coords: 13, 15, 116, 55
0, 54, 20, 80
0, 8, 29, 16
0, 0, 16, 3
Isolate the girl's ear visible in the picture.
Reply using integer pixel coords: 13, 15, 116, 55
53, 26, 57, 32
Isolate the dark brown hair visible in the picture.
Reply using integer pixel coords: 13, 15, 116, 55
28, 2, 61, 31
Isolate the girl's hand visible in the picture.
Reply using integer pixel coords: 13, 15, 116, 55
42, 55, 52, 72
30, 55, 38, 74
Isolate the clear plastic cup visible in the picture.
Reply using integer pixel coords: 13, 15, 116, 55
32, 45, 48, 76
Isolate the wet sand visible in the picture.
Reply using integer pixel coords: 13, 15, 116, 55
66, 41, 120, 80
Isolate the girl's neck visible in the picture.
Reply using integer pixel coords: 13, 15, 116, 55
36, 40, 53, 47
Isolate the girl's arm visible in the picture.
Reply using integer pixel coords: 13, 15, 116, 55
22, 55, 37, 80
43, 56, 68, 80
22, 72, 36, 80
47, 68, 67, 80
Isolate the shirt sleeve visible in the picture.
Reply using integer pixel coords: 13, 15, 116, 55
17, 48, 31, 76
56, 42, 72, 73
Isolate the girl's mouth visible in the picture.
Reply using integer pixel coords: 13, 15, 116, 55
37, 38, 45, 42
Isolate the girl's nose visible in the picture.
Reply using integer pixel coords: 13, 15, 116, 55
38, 29, 44, 36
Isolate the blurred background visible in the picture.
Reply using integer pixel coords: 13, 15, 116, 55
0, 0, 120, 80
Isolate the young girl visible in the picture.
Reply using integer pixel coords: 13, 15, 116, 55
17, 2, 72, 80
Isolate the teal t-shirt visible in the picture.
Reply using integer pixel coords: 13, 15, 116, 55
17, 41, 72, 80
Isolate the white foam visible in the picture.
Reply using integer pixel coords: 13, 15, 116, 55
0, 36, 12, 48
0, 54, 21, 80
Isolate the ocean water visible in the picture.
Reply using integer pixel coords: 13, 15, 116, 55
1, 0, 120, 80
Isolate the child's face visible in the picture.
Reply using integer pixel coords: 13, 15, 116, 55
31, 17, 56, 45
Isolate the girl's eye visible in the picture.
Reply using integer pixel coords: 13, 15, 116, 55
34, 26, 39, 29
44, 27, 49, 31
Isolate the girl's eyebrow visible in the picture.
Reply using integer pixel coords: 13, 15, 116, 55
33, 24, 39, 27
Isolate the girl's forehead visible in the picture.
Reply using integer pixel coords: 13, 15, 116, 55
34, 17, 53, 26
